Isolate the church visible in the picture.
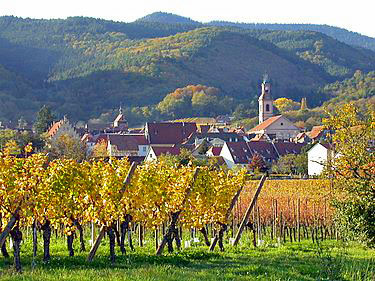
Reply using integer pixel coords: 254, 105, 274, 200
248, 75, 301, 140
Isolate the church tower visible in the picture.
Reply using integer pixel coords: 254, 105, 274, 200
258, 74, 273, 124
113, 106, 128, 129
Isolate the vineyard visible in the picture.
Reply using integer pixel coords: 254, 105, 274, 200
233, 179, 336, 246
1, 146, 340, 272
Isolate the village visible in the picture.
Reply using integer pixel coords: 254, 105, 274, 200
32, 77, 330, 177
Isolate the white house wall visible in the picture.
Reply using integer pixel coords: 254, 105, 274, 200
252, 116, 300, 139
308, 144, 328, 176
220, 143, 235, 169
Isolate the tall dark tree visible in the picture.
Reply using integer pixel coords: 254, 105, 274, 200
33, 105, 55, 135
249, 153, 267, 173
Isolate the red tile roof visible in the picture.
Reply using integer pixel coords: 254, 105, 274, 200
309, 126, 325, 139
225, 140, 307, 165
94, 134, 108, 145
208, 146, 222, 156
320, 143, 334, 150
247, 141, 278, 162
249, 115, 283, 132
47, 120, 63, 137
273, 142, 305, 156
226, 142, 252, 164
151, 146, 181, 156
146, 122, 197, 144
250, 133, 270, 142
198, 124, 210, 134
108, 134, 148, 151
81, 133, 94, 142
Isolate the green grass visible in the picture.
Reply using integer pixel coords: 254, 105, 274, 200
1, 233, 374, 281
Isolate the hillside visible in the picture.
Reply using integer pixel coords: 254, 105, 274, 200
209, 21, 375, 52
321, 70, 375, 110
0, 16, 375, 124
241, 29, 375, 77
135, 12, 375, 51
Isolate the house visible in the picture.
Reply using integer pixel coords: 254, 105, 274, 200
293, 132, 311, 144
220, 141, 305, 170
184, 129, 247, 147
145, 146, 181, 161
47, 116, 80, 141
107, 134, 149, 157
307, 126, 329, 142
249, 115, 301, 140
307, 143, 335, 176
220, 142, 252, 169
145, 122, 197, 145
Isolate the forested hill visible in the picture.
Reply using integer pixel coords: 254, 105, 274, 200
133, 12, 375, 51
0, 15, 375, 124
209, 22, 375, 52
136, 12, 201, 25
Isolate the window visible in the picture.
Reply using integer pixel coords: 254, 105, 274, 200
266, 104, 270, 112
143, 146, 147, 152
280, 122, 284, 126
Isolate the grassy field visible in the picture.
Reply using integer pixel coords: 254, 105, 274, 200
1, 233, 374, 281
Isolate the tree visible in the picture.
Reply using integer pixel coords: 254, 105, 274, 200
273, 153, 307, 175
249, 153, 267, 173
323, 103, 375, 247
196, 139, 209, 155
46, 134, 87, 162
0, 129, 16, 150
33, 105, 55, 135
90, 139, 108, 159
0, 129, 44, 152
274, 98, 301, 112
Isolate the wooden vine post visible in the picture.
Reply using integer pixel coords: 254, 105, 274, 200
209, 181, 246, 251
87, 162, 137, 262
232, 174, 267, 247
156, 167, 200, 256
0, 208, 20, 249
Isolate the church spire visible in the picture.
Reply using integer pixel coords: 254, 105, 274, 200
258, 74, 274, 124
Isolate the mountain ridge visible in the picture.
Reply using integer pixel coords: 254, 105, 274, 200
0, 15, 374, 125
134, 12, 375, 51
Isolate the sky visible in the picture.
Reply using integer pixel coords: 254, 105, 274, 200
0, 0, 374, 38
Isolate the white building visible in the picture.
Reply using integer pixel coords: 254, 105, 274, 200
249, 115, 301, 140
307, 143, 335, 176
